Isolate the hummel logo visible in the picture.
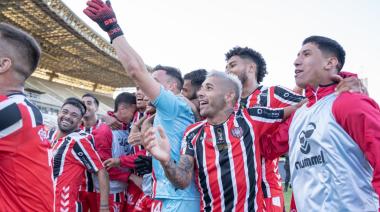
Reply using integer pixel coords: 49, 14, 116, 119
63, 186, 70, 193
60, 185, 70, 212
60, 200, 69, 207
298, 122, 316, 154
61, 193, 69, 199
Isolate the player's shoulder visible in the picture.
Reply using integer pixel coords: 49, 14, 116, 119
269, 85, 305, 103
94, 122, 112, 133
334, 92, 379, 113
10, 93, 43, 124
270, 85, 298, 94
68, 130, 92, 143
0, 93, 43, 137
0, 94, 23, 124
184, 120, 206, 135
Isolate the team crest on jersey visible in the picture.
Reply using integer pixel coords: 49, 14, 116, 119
37, 128, 51, 147
38, 128, 47, 141
231, 126, 243, 138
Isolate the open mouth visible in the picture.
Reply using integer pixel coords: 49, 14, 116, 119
295, 69, 303, 78
60, 119, 72, 127
199, 100, 209, 108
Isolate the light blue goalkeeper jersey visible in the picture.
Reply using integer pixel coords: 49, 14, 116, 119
151, 86, 200, 202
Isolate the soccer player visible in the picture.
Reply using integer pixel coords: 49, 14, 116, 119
225, 46, 367, 212
93, 92, 136, 211
260, 36, 380, 211
0, 23, 54, 211
84, 1, 200, 210
79, 93, 104, 211
225, 47, 304, 211
141, 71, 298, 212
104, 91, 158, 211
182, 69, 208, 112
104, 88, 152, 211
134, 86, 148, 122
49, 98, 109, 212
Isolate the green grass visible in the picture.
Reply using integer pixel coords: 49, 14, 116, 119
283, 185, 292, 212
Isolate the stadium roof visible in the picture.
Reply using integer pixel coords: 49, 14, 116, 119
0, 0, 135, 90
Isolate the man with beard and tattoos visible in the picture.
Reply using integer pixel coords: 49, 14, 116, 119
141, 71, 298, 212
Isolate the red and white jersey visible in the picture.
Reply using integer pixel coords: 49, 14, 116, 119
79, 119, 103, 193
181, 107, 285, 212
0, 93, 54, 211
240, 85, 303, 197
49, 129, 104, 212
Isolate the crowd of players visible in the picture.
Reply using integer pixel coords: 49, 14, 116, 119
1, 0, 380, 211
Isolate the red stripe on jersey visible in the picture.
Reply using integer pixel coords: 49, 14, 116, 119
227, 118, 247, 211
183, 107, 283, 211
204, 125, 222, 212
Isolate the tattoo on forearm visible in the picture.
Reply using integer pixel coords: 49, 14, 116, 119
162, 156, 194, 189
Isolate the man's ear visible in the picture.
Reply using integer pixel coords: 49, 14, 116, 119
169, 80, 178, 92
247, 62, 257, 74
0, 57, 12, 74
325, 57, 339, 71
225, 90, 236, 105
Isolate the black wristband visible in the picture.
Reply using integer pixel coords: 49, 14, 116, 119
108, 24, 123, 43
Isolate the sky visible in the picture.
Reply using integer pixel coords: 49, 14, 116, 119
63, 0, 380, 102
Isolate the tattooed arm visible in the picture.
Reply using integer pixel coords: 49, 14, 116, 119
143, 126, 194, 189
161, 155, 194, 189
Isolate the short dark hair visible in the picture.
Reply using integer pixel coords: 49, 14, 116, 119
225, 47, 267, 84
114, 92, 136, 112
82, 93, 99, 106
62, 97, 87, 116
184, 69, 207, 91
0, 23, 41, 79
153, 65, 184, 90
303, 36, 346, 71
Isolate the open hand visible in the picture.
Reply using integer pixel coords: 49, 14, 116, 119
142, 126, 171, 164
